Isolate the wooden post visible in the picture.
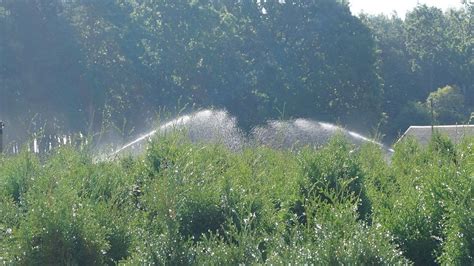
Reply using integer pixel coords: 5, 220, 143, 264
0, 121, 4, 154
430, 98, 434, 133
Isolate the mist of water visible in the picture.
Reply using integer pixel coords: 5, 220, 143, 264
109, 109, 244, 158
252, 118, 387, 149
108, 109, 392, 159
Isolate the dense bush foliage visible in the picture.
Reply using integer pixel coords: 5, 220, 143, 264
1, 132, 472, 265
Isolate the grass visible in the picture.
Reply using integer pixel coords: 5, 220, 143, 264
0, 131, 472, 265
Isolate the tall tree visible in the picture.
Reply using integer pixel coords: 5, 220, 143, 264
404, 5, 450, 97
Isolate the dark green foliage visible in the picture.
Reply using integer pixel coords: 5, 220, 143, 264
363, 4, 473, 141
389, 101, 432, 139
1, 1, 472, 145
427, 85, 467, 124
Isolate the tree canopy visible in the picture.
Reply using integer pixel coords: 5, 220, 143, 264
0, 0, 472, 143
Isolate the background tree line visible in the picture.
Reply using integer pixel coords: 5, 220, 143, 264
0, 0, 472, 144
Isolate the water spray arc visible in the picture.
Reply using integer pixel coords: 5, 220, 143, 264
109, 109, 392, 158
109, 110, 244, 158
252, 118, 388, 150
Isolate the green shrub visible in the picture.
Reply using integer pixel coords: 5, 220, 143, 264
437, 137, 474, 265
298, 135, 372, 220
0, 151, 40, 204
1, 132, 472, 264
370, 136, 472, 265
190, 220, 266, 265
12, 185, 110, 264
266, 189, 410, 265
